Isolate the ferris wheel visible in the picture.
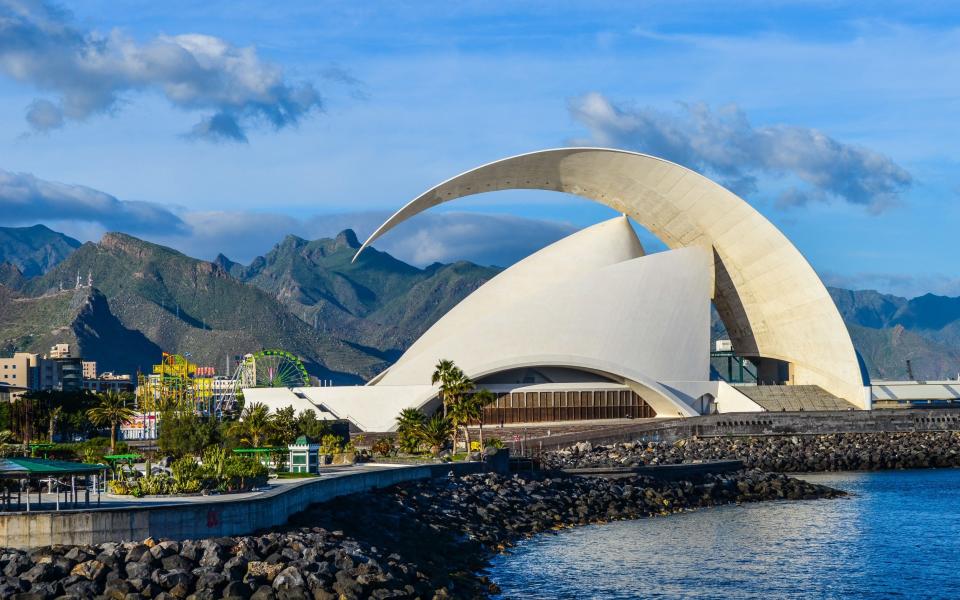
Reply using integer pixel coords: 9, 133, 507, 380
241, 349, 310, 388
211, 349, 310, 416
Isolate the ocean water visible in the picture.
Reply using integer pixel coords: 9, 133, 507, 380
487, 470, 960, 599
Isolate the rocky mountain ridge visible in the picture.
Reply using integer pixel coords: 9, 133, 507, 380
0, 224, 957, 381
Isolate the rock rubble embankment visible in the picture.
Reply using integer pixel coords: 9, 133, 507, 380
542, 431, 960, 472
0, 470, 841, 599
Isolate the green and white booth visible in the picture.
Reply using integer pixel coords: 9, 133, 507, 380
288, 436, 320, 473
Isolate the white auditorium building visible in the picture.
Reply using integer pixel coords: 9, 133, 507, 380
245, 148, 875, 432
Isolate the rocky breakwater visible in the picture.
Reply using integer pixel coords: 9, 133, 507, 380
543, 431, 960, 472
0, 471, 842, 599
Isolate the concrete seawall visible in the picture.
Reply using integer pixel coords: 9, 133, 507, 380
0, 463, 484, 550
514, 408, 960, 452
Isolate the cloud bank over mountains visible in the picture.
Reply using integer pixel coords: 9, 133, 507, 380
0, 167, 189, 234
569, 92, 913, 213
0, 0, 324, 141
0, 165, 574, 268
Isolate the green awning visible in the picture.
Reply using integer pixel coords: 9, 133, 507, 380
0, 457, 104, 477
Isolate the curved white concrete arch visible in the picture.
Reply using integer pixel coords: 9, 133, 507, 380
446, 354, 699, 418
357, 147, 868, 408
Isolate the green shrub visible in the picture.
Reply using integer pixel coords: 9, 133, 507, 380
159, 410, 221, 456
170, 457, 204, 493
202, 447, 227, 480
484, 437, 506, 449
319, 434, 344, 455
223, 455, 268, 491
372, 437, 395, 457
397, 430, 422, 454
108, 479, 131, 495
137, 472, 172, 496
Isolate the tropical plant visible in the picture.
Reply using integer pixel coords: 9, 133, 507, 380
137, 472, 172, 496
170, 457, 204, 493
484, 437, 505, 449
418, 414, 453, 456
223, 455, 269, 491
372, 436, 395, 457
47, 405, 62, 442
396, 407, 426, 432
296, 409, 330, 440
448, 396, 472, 456
85, 391, 136, 452
431, 359, 457, 417
108, 479, 131, 495
442, 370, 474, 453
396, 408, 426, 454
272, 405, 298, 445
231, 402, 273, 447
158, 410, 220, 456
319, 434, 344, 455
471, 388, 497, 450
202, 446, 228, 480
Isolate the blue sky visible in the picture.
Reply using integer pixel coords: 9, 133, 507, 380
0, 1, 958, 297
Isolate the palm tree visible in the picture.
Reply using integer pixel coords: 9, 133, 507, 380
396, 408, 427, 433
233, 402, 273, 447
417, 414, 453, 456
47, 405, 62, 442
447, 396, 470, 455
395, 408, 426, 453
86, 391, 136, 453
470, 389, 496, 451
449, 371, 474, 451
431, 359, 457, 417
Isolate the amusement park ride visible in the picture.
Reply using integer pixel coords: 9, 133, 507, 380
136, 349, 310, 417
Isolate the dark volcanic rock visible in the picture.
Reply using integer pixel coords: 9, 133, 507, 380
541, 431, 960, 472
0, 468, 841, 599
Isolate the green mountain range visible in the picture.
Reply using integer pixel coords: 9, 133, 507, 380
0, 224, 80, 277
0, 224, 957, 382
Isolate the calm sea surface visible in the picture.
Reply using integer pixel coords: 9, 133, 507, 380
487, 470, 960, 599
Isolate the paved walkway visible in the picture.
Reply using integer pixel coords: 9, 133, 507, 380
0, 463, 413, 513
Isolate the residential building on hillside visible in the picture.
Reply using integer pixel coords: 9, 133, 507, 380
82, 361, 97, 379
49, 343, 72, 359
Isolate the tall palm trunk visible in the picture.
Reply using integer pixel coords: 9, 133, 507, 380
110, 423, 117, 453
478, 418, 484, 451
463, 425, 472, 459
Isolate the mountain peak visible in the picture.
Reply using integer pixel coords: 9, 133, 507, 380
0, 224, 82, 276
213, 253, 236, 271
335, 229, 361, 250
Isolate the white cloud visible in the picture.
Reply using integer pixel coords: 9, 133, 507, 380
0, 167, 187, 233
0, 165, 575, 267
569, 93, 913, 213
0, 0, 326, 141
152, 209, 576, 268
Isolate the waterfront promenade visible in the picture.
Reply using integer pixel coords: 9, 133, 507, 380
0, 462, 483, 549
